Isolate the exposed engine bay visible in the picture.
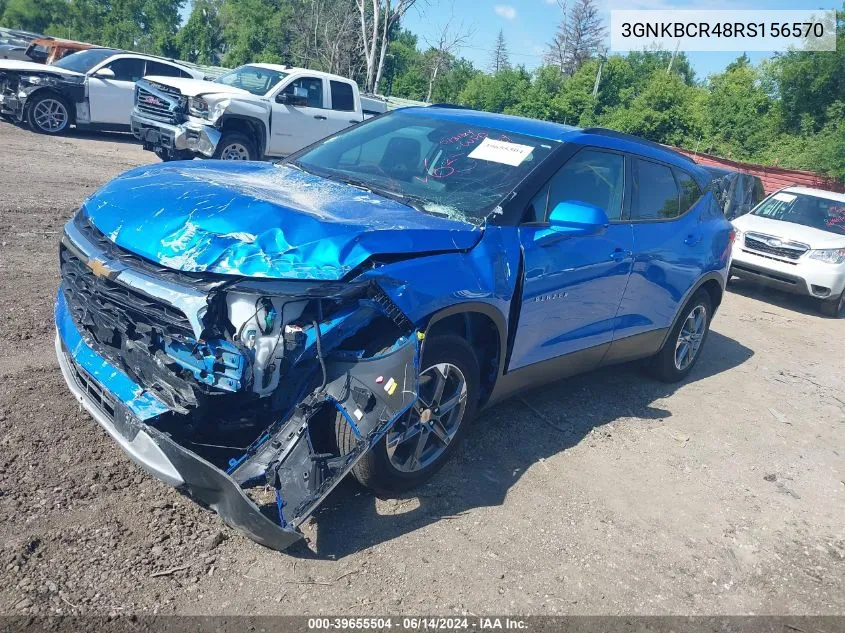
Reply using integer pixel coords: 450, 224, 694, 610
57, 211, 422, 549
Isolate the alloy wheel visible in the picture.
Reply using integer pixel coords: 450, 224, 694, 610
385, 362, 468, 473
219, 142, 250, 160
674, 304, 707, 371
33, 99, 68, 133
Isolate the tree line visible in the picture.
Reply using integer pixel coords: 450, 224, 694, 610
1, 0, 842, 182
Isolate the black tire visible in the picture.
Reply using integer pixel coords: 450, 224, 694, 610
336, 335, 480, 494
26, 92, 72, 135
648, 289, 713, 383
820, 291, 845, 318
212, 131, 256, 161
154, 148, 194, 162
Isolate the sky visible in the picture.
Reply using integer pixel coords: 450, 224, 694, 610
178, 0, 840, 80
400, 0, 841, 80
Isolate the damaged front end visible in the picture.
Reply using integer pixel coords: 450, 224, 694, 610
56, 211, 421, 550
0, 69, 84, 121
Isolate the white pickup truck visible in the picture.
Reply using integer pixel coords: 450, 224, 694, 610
131, 63, 387, 161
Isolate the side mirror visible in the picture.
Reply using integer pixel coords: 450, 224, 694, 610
276, 86, 307, 105
93, 67, 115, 79
546, 200, 610, 237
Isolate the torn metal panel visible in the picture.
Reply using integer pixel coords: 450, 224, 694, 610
81, 162, 482, 280
234, 336, 419, 527
363, 226, 520, 332
55, 280, 419, 549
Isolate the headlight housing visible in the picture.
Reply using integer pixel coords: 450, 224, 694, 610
188, 97, 209, 118
733, 228, 743, 244
808, 248, 845, 264
20, 75, 44, 85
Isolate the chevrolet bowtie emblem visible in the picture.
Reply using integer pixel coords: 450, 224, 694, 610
88, 258, 113, 278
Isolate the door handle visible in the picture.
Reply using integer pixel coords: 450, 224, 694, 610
684, 234, 701, 246
313, 115, 327, 120
609, 248, 630, 261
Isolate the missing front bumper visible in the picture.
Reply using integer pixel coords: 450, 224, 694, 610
130, 112, 221, 158
55, 291, 419, 550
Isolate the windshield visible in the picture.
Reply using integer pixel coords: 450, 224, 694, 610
53, 48, 116, 73
753, 191, 845, 235
293, 111, 557, 224
215, 65, 287, 96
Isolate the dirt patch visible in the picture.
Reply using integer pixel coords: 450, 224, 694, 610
0, 121, 842, 616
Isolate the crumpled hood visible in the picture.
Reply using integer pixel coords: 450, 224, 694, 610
0, 59, 82, 77
82, 161, 482, 280
143, 76, 251, 98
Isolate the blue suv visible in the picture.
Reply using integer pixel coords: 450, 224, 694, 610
56, 106, 733, 550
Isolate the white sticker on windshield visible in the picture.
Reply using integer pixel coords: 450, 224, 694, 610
467, 137, 534, 166
773, 192, 797, 202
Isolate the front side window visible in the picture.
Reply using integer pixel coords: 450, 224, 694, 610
215, 65, 287, 96
631, 159, 680, 220
282, 77, 324, 108
105, 57, 146, 82
292, 111, 557, 224
753, 191, 845, 235
530, 149, 625, 223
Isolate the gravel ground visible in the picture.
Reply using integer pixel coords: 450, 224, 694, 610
0, 121, 842, 616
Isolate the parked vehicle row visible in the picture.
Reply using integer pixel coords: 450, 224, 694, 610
54, 106, 733, 549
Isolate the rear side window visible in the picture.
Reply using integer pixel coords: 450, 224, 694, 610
146, 61, 191, 78
105, 57, 146, 82
330, 80, 355, 111
631, 159, 679, 220
675, 169, 702, 214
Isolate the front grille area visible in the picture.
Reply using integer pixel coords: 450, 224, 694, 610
744, 233, 808, 260
60, 246, 194, 342
135, 83, 185, 124
65, 345, 117, 421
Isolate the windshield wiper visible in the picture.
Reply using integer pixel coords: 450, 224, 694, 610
330, 175, 429, 214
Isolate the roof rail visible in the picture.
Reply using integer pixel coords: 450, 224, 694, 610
582, 127, 697, 164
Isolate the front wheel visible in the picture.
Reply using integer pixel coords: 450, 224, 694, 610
27, 93, 71, 135
820, 290, 845, 318
648, 289, 712, 382
212, 132, 256, 161
336, 335, 480, 494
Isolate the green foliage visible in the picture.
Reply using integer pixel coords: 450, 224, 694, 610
766, 10, 845, 133
457, 66, 529, 113
176, 0, 221, 64
0, 2, 842, 182
601, 71, 703, 147
1, 0, 65, 32
218, 0, 288, 66
701, 57, 774, 158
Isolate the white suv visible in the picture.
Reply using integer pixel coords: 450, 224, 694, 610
0, 48, 204, 134
731, 186, 845, 317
